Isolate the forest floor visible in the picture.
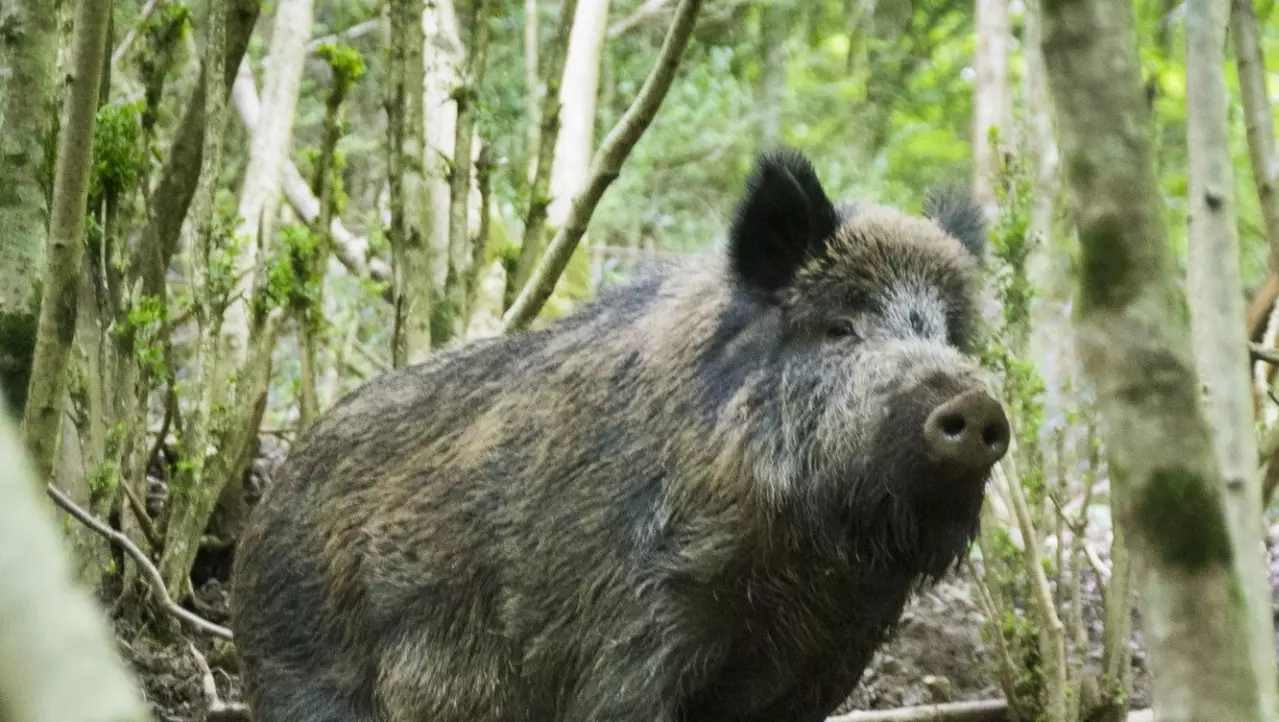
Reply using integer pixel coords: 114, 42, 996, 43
111, 456, 1279, 721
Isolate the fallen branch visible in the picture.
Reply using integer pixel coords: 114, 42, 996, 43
501, 0, 703, 331
827, 700, 1008, 722
44, 484, 234, 640
826, 701, 1154, 722
188, 642, 250, 721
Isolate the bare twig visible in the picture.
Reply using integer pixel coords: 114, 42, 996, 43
111, 0, 168, 66
502, 0, 704, 331
44, 485, 234, 640
1084, 542, 1113, 584
188, 642, 250, 721
608, 0, 671, 37
1250, 341, 1279, 366
307, 18, 382, 52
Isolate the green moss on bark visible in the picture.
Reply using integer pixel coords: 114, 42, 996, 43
1137, 467, 1233, 572
0, 306, 39, 415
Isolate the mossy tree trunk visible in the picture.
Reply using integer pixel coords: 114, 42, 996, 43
21, 0, 114, 487
387, 0, 431, 368
437, 0, 494, 345
0, 0, 57, 417
158, 0, 313, 599
1184, 0, 1279, 717
1041, 0, 1279, 719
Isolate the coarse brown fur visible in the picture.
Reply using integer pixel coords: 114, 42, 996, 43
230, 148, 1002, 722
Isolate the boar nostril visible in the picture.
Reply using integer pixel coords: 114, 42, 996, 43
923, 390, 1011, 474
938, 414, 966, 438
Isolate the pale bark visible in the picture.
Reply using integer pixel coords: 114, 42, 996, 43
438, 0, 494, 344
1041, 0, 1278, 720
503, 0, 703, 331
1185, 1, 1279, 718
760, 0, 788, 146
0, 0, 56, 415
0, 414, 151, 722
525, 0, 541, 180
21, 0, 113, 485
972, 0, 1012, 217
509, 0, 581, 308
1232, 0, 1279, 425
227, 0, 315, 371
546, 0, 612, 308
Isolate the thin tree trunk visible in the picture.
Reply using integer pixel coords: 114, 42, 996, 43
157, 0, 231, 599
973, 0, 1012, 217
0, 412, 151, 722
1041, 0, 1279, 720
0, 0, 57, 416
387, 0, 430, 367
1184, 1, 1279, 718
502, 0, 703, 331
21, 0, 113, 486
129, 0, 261, 302
1232, 0, 1279, 429
525, 0, 541, 181
438, 0, 494, 345
545, 0, 612, 310
227, 0, 315, 371
760, 0, 788, 146
509, 0, 581, 308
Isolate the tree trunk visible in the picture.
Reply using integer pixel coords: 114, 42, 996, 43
503, 0, 703, 331
509, 0, 581, 309
1184, 1, 1279, 718
759, 0, 788, 147
227, 0, 315, 371
1231, 0, 1279, 429
129, 0, 261, 303
545, 0, 612, 312
1041, 0, 1279, 720
388, 0, 430, 368
972, 0, 1012, 217
437, 0, 494, 345
0, 412, 150, 722
525, 0, 541, 181
0, 0, 57, 416
21, 0, 113, 486
157, 0, 232, 599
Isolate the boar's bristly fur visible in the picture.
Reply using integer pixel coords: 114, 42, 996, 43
230, 148, 1006, 722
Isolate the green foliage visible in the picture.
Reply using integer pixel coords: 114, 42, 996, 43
114, 294, 169, 381
262, 224, 327, 336
317, 42, 367, 95
89, 101, 148, 204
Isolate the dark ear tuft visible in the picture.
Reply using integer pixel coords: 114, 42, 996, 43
923, 186, 987, 259
728, 149, 839, 294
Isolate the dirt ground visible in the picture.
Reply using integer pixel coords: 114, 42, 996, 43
112, 493, 1279, 721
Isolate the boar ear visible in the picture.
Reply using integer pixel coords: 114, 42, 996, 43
923, 186, 987, 260
728, 149, 839, 294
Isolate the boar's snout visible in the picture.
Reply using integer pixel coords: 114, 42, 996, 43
922, 389, 1010, 476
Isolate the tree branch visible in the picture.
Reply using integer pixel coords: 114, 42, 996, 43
501, 0, 703, 331
45, 484, 234, 640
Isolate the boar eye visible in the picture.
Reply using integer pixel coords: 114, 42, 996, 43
827, 320, 859, 340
